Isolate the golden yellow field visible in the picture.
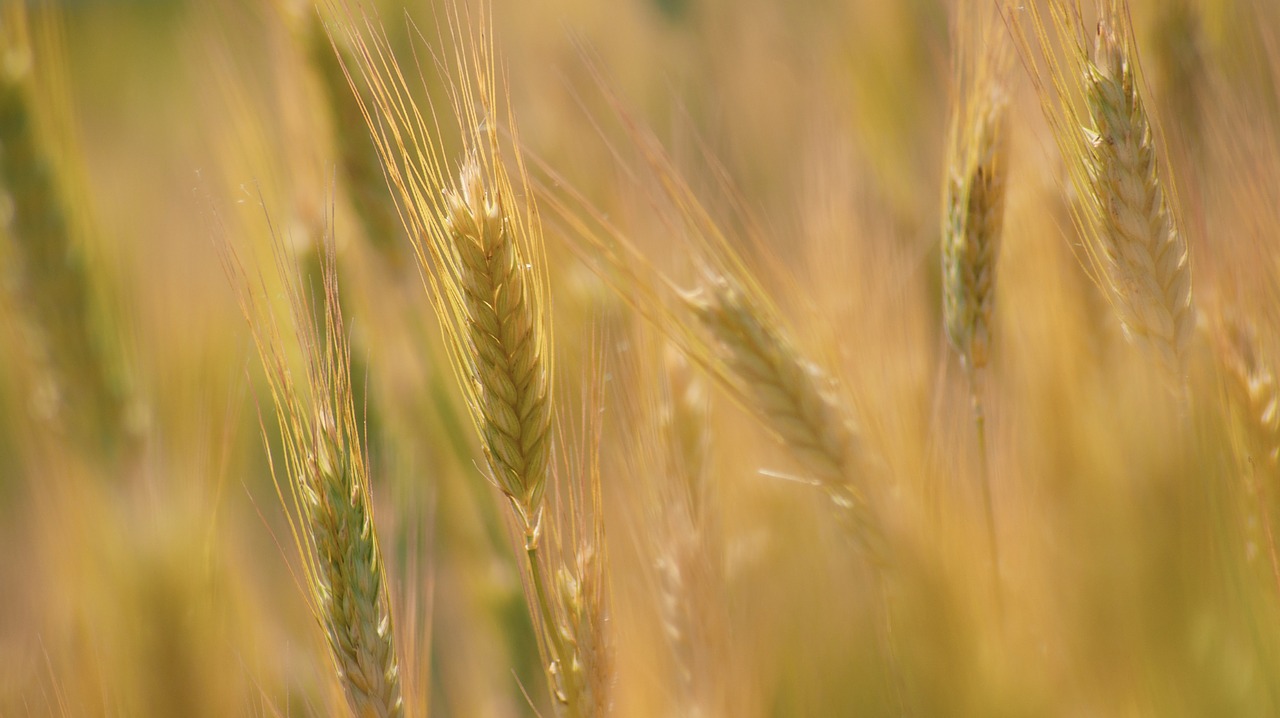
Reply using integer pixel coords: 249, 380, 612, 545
3, 0, 1280, 715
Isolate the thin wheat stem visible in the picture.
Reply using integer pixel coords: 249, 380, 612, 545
967, 368, 1003, 618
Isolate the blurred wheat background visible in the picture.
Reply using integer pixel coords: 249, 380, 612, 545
2, 0, 1280, 715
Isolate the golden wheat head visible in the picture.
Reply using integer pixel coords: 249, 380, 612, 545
1014, 0, 1194, 377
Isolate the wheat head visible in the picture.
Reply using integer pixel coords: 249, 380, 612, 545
1084, 17, 1194, 374
443, 158, 552, 526
687, 277, 882, 557
224, 231, 404, 717
1013, 1, 1194, 377
942, 86, 1008, 375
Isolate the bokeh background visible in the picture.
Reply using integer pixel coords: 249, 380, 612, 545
3, 0, 1280, 715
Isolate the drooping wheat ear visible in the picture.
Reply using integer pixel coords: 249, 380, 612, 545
687, 277, 882, 558
1083, 17, 1194, 374
444, 158, 553, 528
0, 11, 121, 448
1014, 1, 1193, 377
229, 235, 403, 717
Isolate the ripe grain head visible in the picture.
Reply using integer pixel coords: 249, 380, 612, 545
1011, 0, 1194, 378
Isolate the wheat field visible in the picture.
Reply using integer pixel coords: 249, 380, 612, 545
2, 0, 1280, 715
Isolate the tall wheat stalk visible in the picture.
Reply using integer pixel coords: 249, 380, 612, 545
223, 226, 404, 717
941, 2, 1011, 602
324, 3, 603, 713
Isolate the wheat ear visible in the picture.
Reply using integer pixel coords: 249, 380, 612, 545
444, 159, 552, 524
942, 91, 1008, 378
1083, 17, 1194, 374
687, 277, 882, 558
441, 161, 585, 711
228, 233, 403, 717
325, 4, 588, 709
1216, 314, 1280, 594
1219, 317, 1280, 474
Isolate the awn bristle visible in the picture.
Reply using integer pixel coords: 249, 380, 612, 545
687, 277, 882, 559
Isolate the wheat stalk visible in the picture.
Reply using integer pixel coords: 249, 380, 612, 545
1013, 0, 1194, 378
942, 3, 1012, 604
224, 228, 404, 718
322, 5, 595, 712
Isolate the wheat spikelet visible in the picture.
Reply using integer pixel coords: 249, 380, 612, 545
687, 277, 881, 557
1013, 1, 1194, 377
